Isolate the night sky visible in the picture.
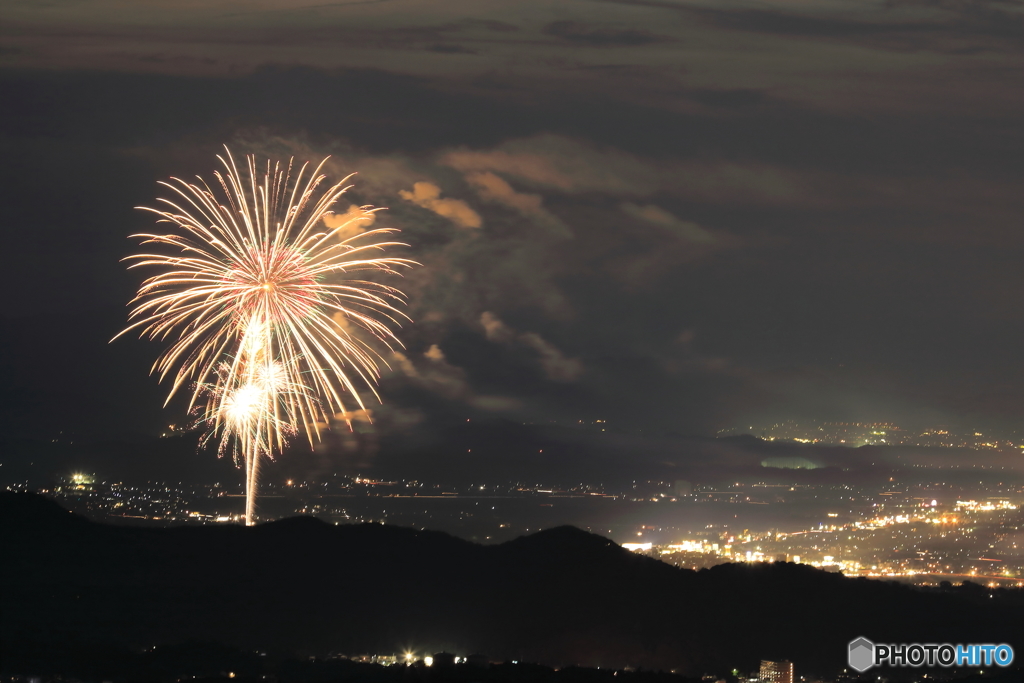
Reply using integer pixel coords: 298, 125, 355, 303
2, 0, 1024, 473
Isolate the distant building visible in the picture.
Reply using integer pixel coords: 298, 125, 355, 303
674, 480, 693, 496
760, 660, 793, 683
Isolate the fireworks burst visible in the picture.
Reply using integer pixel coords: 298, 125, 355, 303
116, 147, 416, 524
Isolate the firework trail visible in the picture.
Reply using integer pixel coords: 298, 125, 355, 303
116, 148, 416, 524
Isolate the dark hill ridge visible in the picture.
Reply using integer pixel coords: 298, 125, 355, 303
2, 491, 1022, 676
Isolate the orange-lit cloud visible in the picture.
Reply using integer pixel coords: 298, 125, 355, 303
323, 204, 376, 240
399, 181, 482, 228
465, 171, 569, 236
443, 135, 805, 205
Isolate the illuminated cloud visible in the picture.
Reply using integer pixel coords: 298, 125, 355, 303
442, 135, 655, 194
392, 350, 422, 380
611, 204, 741, 288
519, 331, 584, 382
467, 171, 543, 213
423, 344, 446, 362
480, 311, 515, 343
392, 349, 468, 399
442, 135, 805, 205
392, 345, 520, 411
480, 312, 583, 382
323, 204, 376, 240
332, 311, 353, 333
399, 181, 482, 228
465, 171, 570, 236
334, 408, 373, 424
620, 203, 715, 244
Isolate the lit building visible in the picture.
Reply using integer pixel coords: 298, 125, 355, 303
760, 660, 793, 683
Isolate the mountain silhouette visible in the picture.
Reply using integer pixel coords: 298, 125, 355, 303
2, 491, 1022, 678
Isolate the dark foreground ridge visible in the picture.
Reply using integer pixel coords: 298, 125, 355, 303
2, 491, 1022, 679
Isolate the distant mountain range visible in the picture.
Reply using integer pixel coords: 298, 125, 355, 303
2, 491, 1022, 679
5, 418, 1022, 492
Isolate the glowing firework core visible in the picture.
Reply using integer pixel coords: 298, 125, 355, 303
117, 148, 415, 525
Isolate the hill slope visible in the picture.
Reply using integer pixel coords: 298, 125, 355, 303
2, 491, 1022, 675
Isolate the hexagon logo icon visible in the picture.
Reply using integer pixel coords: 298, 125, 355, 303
848, 637, 875, 672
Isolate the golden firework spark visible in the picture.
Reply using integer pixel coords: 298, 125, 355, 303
115, 147, 416, 524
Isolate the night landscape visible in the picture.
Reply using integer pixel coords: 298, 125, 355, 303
2, 0, 1024, 681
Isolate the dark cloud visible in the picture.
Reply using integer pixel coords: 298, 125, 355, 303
695, 9, 947, 38
683, 88, 767, 108
542, 20, 675, 46
439, 18, 521, 33
425, 44, 478, 55
591, 0, 1024, 53
696, 10, 1016, 54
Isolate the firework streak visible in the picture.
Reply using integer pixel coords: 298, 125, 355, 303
116, 148, 416, 524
